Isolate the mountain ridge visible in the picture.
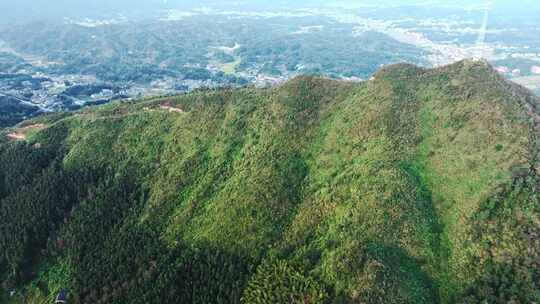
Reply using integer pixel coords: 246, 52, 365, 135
0, 59, 539, 304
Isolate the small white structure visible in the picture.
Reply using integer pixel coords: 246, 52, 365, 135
495, 66, 509, 74
55, 289, 68, 303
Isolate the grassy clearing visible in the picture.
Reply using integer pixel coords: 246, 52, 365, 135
218, 58, 242, 74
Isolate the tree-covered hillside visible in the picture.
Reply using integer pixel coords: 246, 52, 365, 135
0, 96, 40, 128
0, 60, 538, 303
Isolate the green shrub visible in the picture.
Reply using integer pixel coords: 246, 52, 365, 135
242, 260, 327, 304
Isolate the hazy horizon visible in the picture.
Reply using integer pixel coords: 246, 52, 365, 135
2, 0, 540, 23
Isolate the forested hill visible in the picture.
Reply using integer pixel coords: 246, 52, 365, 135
0, 60, 539, 304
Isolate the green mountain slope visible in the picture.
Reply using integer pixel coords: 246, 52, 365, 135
0, 60, 538, 304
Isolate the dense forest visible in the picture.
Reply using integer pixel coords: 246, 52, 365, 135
0, 60, 539, 303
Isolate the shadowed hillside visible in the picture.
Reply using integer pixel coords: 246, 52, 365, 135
0, 60, 538, 304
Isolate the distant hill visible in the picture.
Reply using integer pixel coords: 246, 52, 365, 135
0, 60, 539, 303
0, 17, 427, 115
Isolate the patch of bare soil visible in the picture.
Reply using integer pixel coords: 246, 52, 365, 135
160, 101, 185, 114
6, 124, 46, 141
